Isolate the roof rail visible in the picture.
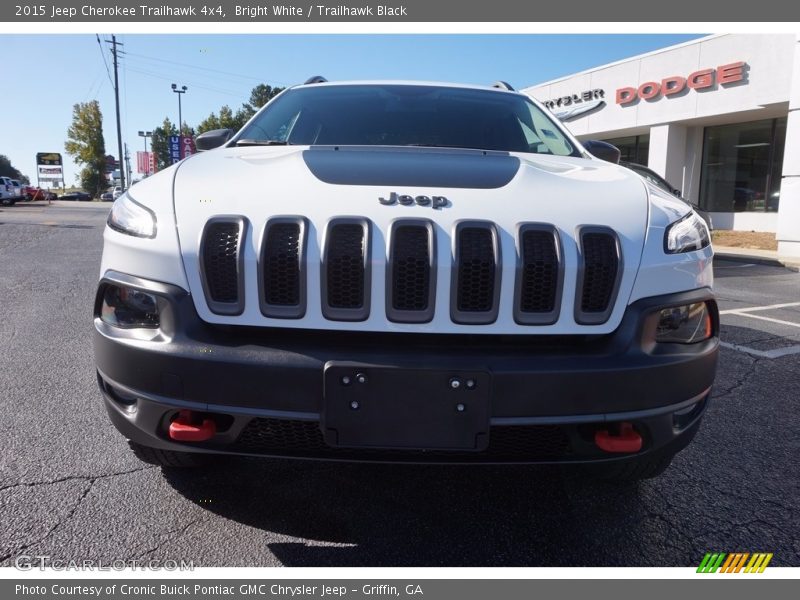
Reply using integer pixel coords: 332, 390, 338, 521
492, 81, 515, 91
304, 76, 328, 85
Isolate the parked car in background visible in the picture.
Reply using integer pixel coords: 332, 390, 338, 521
620, 162, 713, 232
113, 186, 123, 200
60, 191, 93, 201
10, 179, 23, 201
23, 186, 55, 201
101, 191, 114, 201
0, 176, 16, 205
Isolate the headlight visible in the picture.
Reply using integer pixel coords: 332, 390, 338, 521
107, 193, 156, 238
100, 285, 160, 328
664, 211, 709, 254
655, 302, 712, 344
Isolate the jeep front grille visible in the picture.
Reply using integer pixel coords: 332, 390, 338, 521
515, 225, 563, 325
576, 228, 622, 325
198, 217, 624, 327
451, 222, 501, 325
260, 217, 307, 319
387, 220, 436, 323
322, 218, 371, 321
200, 218, 245, 315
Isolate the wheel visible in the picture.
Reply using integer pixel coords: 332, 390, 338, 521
1, 199, 15, 206
128, 441, 213, 468
584, 451, 675, 482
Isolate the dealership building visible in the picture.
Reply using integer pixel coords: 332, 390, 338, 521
523, 33, 800, 261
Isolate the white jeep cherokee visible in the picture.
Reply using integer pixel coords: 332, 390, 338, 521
94, 79, 718, 480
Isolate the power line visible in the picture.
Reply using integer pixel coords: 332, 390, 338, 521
123, 50, 292, 87
122, 54, 263, 92
83, 70, 104, 102
123, 65, 250, 99
95, 34, 114, 87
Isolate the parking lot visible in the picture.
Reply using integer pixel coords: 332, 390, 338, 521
0, 201, 798, 567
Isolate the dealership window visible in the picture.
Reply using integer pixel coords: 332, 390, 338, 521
601, 134, 649, 165
699, 118, 786, 212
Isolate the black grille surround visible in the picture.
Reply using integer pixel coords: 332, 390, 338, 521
199, 217, 246, 316
259, 216, 308, 319
321, 218, 371, 322
386, 219, 436, 323
575, 226, 623, 325
514, 224, 563, 325
232, 417, 570, 462
451, 221, 501, 325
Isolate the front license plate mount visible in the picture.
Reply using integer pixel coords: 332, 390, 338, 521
323, 362, 491, 451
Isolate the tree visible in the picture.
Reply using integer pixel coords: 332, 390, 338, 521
196, 112, 221, 134
195, 83, 286, 135
0, 155, 27, 183
150, 117, 178, 171
248, 84, 283, 110
64, 101, 107, 196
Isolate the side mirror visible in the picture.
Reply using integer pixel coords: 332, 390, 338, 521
583, 140, 621, 164
195, 128, 234, 151
673, 189, 682, 198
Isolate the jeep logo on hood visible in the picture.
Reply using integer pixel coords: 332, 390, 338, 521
379, 192, 449, 209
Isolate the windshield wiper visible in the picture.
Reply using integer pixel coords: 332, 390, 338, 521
235, 139, 290, 146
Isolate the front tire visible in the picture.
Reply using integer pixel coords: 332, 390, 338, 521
128, 441, 213, 468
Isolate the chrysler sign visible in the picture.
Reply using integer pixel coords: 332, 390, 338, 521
616, 61, 747, 105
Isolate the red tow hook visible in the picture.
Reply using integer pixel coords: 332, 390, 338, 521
168, 410, 217, 442
595, 422, 642, 453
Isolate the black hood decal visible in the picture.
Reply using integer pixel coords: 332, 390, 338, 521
303, 147, 520, 189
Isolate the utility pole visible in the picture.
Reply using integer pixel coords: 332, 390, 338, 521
107, 35, 125, 190
124, 143, 132, 189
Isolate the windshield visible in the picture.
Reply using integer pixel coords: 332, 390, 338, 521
237, 84, 580, 157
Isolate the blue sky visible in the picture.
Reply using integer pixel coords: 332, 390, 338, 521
1, 34, 702, 186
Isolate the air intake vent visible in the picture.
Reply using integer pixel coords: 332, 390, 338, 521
451, 222, 500, 325
322, 218, 371, 321
514, 225, 563, 325
576, 227, 621, 325
259, 217, 307, 319
387, 220, 436, 323
200, 217, 245, 315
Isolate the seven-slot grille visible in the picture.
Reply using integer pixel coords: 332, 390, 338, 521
198, 218, 622, 326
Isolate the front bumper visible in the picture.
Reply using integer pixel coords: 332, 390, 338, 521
94, 272, 718, 464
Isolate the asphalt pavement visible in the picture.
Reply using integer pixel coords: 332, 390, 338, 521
0, 201, 798, 567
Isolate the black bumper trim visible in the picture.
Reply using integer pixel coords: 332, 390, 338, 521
98, 374, 708, 464
94, 274, 718, 449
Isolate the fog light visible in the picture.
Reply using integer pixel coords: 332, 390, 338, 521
655, 302, 712, 344
100, 284, 160, 329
